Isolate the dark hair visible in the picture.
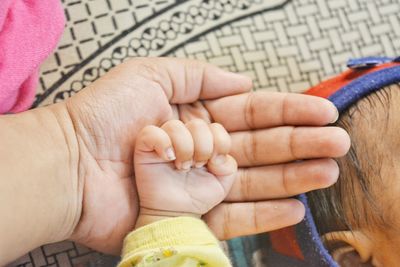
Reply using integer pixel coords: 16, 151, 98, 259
307, 85, 397, 238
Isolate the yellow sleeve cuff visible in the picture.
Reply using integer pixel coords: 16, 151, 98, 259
118, 217, 231, 267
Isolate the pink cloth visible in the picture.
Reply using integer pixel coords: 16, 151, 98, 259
0, 0, 65, 113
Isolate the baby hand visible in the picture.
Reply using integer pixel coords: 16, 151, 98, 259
134, 119, 237, 227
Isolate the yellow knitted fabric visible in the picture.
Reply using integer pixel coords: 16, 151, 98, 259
118, 217, 231, 267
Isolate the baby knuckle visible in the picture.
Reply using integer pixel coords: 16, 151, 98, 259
195, 147, 213, 158
186, 118, 207, 128
163, 119, 185, 131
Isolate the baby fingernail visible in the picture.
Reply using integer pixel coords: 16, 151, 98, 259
165, 147, 176, 160
212, 155, 227, 165
182, 161, 192, 170
195, 161, 207, 168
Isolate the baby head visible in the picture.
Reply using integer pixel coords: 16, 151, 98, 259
257, 57, 400, 267
308, 83, 400, 267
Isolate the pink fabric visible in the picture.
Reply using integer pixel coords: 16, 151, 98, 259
0, 0, 65, 113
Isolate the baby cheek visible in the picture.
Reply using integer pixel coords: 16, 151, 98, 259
372, 249, 397, 267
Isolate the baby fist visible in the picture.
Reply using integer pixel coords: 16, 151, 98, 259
134, 119, 237, 227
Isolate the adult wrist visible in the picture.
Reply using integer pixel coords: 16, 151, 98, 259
46, 103, 82, 241
0, 103, 81, 264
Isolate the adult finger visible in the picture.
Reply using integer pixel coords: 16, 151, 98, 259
230, 126, 350, 167
226, 159, 339, 201
204, 91, 339, 131
124, 57, 252, 103
203, 199, 305, 240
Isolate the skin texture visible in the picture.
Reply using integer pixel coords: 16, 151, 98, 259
0, 104, 79, 265
134, 120, 237, 227
0, 57, 350, 265
318, 85, 400, 267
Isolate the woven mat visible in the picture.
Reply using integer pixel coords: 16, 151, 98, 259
8, 0, 400, 266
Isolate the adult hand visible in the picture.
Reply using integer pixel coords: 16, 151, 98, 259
59, 58, 350, 253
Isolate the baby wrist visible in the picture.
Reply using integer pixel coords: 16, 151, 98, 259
136, 209, 201, 229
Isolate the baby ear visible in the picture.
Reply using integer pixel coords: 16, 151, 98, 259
322, 231, 374, 267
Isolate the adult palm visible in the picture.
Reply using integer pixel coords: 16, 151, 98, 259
64, 58, 350, 254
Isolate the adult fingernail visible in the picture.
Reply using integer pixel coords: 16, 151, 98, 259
165, 147, 176, 160
195, 161, 207, 168
330, 104, 339, 123
212, 155, 227, 165
182, 161, 192, 170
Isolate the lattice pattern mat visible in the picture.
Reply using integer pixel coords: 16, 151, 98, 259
8, 0, 400, 266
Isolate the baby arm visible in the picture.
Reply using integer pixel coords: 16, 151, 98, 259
118, 119, 237, 267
